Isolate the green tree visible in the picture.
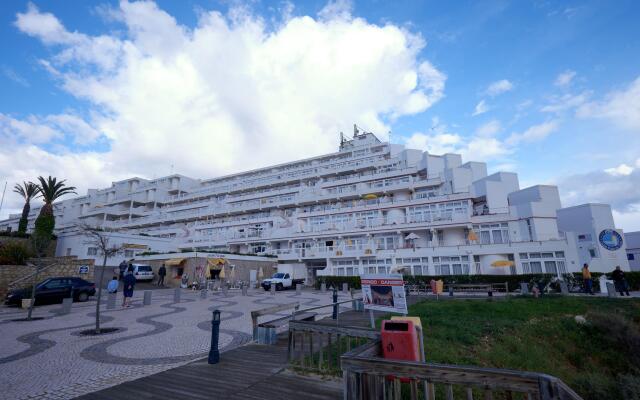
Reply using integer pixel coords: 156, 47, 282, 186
12, 182, 41, 234
33, 176, 77, 239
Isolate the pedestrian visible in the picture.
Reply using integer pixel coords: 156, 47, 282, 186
611, 266, 631, 296
157, 264, 166, 287
582, 263, 594, 295
118, 260, 127, 280
107, 276, 119, 294
122, 270, 136, 308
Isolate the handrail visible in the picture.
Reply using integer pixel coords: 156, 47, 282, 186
341, 340, 583, 400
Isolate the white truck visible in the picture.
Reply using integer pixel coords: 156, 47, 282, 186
261, 264, 306, 291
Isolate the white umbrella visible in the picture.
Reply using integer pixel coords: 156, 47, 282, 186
405, 233, 420, 240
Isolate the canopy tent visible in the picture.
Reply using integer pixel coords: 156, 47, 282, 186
218, 266, 226, 279
207, 258, 226, 269
257, 267, 264, 280
164, 258, 185, 266
491, 260, 514, 267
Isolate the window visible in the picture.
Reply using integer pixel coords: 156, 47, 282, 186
491, 230, 503, 244
589, 248, 598, 258
522, 262, 530, 274
87, 247, 98, 256
519, 253, 528, 259
124, 250, 134, 258
628, 253, 635, 261
66, 248, 72, 256
529, 261, 543, 274
544, 261, 557, 274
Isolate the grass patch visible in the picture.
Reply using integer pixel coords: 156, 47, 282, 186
408, 296, 640, 400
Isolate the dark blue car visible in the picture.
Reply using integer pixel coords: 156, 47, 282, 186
4, 277, 96, 306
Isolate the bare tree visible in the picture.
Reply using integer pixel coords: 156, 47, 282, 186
80, 224, 124, 333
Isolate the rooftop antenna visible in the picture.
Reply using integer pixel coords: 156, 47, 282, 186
353, 123, 359, 138
0, 181, 6, 218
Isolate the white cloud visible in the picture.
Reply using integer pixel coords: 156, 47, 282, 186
540, 91, 590, 113
554, 70, 576, 87
472, 99, 489, 116
605, 163, 634, 177
475, 119, 501, 137
506, 120, 559, 146
577, 76, 640, 130
3, 0, 447, 219
485, 79, 513, 97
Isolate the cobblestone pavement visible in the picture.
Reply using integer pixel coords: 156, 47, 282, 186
0, 287, 353, 400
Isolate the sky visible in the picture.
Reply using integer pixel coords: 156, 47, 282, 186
0, 0, 639, 230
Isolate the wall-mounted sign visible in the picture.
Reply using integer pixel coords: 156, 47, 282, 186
599, 229, 623, 251
78, 265, 90, 274
361, 274, 407, 314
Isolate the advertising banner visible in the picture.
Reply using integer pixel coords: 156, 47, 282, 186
361, 274, 407, 314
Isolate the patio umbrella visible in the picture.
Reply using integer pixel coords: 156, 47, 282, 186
405, 233, 420, 240
219, 266, 226, 279
229, 265, 236, 282
258, 266, 264, 280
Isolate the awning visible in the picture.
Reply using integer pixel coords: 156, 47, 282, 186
165, 258, 185, 266
491, 260, 514, 267
362, 194, 378, 200
207, 258, 226, 269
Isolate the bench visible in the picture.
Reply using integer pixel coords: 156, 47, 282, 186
251, 302, 317, 344
448, 282, 509, 296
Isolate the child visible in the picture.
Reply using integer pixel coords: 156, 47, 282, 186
107, 276, 119, 293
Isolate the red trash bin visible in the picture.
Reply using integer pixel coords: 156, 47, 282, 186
381, 320, 420, 362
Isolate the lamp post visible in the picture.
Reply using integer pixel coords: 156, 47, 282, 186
332, 287, 338, 320
208, 310, 221, 364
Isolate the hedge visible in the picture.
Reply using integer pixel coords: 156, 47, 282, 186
315, 272, 640, 292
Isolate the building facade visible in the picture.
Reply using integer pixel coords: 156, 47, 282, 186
625, 231, 640, 271
0, 131, 630, 281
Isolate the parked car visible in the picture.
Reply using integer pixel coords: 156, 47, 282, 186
261, 272, 305, 291
131, 264, 154, 282
4, 277, 96, 306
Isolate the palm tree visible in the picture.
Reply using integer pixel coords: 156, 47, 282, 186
33, 176, 77, 240
13, 182, 41, 234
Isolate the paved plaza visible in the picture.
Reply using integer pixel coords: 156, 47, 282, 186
0, 287, 353, 400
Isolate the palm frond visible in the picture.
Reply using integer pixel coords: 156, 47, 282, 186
36, 176, 77, 204
13, 181, 41, 201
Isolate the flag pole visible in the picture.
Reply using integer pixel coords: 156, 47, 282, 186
0, 181, 7, 217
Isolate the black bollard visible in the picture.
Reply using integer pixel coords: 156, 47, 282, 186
332, 287, 338, 320
208, 310, 221, 364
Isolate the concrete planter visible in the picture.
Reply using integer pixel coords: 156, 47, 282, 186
21, 298, 33, 309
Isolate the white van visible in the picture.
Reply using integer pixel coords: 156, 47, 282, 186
132, 264, 154, 282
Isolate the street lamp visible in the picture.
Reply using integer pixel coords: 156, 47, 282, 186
208, 309, 221, 364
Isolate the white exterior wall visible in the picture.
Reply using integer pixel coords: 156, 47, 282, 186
624, 231, 640, 271
0, 131, 625, 279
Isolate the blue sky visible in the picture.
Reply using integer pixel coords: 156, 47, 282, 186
0, 0, 639, 230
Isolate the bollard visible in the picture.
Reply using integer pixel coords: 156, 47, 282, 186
106, 292, 116, 310
342, 282, 348, 292
295, 284, 302, 296
143, 290, 152, 306
174, 287, 181, 303
208, 310, 221, 364
200, 289, 208, 299
449, 285, 454, 297
321, 283, 326, 292
560, 281, 569, 295
222, 284, 228, 297
60, 297, 73, 315
332, 288, 338, 320
520, 282, 529, 295
270, 284, 276, 296
242, 284, 248, 296
606, 282, 617, 298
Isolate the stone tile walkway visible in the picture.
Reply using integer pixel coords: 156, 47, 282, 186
0, 288, 352, 400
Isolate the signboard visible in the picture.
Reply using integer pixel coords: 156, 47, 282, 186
599, 229, 623, 251
78, 265, 89, 274
361, 274, 407, 314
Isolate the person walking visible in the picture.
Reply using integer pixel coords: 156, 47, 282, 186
118, 260, 127, 280
157, 264, 166, 287
122, 270, 136, 308
107, 276, 119, 294
611, 266, 631, 296
582, 263, 594, 295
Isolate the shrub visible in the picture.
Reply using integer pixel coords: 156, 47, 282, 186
0, 240, 34, 265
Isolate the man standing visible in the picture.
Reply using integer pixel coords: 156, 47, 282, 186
611, 266, 631, 296
158, 264, 167, 287
122, 270, 136, 308
582, 263, 594, 295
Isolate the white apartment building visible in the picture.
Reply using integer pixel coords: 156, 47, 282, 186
0, 130, 630, 280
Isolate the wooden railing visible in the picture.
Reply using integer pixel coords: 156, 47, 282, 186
288, 319, 380, 374
341, 341, 583, 400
